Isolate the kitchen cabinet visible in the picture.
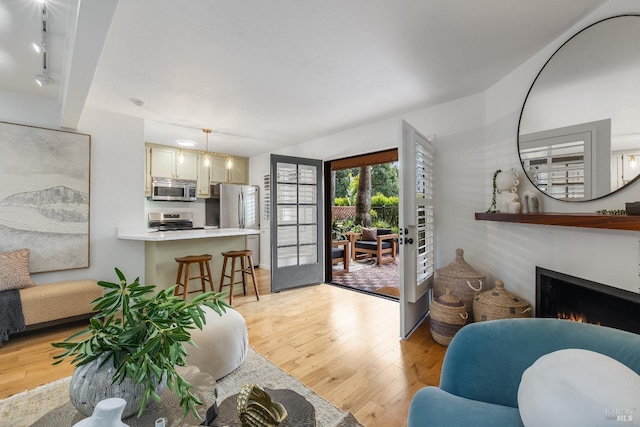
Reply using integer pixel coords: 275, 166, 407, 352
197, 154, 211, 197
149, 146, 197, 180
210, 155, 229, 183
150, 146, 176, 179
209, 155, 248, 184
145, 144, 248, 192
228, 156, 247, 184
176, 150, 198, 180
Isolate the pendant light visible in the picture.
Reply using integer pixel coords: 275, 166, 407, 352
203, 128, 212, 167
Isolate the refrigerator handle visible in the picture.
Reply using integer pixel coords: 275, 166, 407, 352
238, 192, 243, 228
240, 190, 245, 228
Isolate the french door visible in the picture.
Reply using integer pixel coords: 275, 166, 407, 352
270, 154, 324, 292
399, 120, 435, 338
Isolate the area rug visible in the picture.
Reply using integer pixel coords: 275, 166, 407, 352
0, 347, 362, 427
332, 259, 400, 299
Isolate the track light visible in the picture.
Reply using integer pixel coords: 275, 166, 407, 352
34, 1, 52, 87
35, 71, 52, 87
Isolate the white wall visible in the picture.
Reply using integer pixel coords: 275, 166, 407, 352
0, 89, 146, 285
251, 0, 640, 306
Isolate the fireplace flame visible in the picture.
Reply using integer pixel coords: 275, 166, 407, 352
557, 311, 601, 325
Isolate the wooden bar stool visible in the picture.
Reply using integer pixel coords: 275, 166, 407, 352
174, 254, 215, 299
219, 250, 259, 305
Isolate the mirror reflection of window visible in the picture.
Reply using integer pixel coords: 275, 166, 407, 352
520, 119, 610, 201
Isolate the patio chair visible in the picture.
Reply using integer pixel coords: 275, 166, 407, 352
349, 228, 398, 265
331, 240, 350, 273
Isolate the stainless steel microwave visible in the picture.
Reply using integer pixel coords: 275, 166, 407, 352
150, 177, 197, 202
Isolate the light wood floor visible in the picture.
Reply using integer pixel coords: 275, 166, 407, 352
0, 268, 444, 427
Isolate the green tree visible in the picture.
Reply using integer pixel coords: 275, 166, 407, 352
334, 168, 357, 199
371, 163, 399, 197
354, 165, 372, 227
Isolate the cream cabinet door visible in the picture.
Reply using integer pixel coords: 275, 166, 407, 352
197, 154, 211, 197
176, 151, 198, 180
210, 155, 229, 183
228, 157, 248, 184
150, 146, 177, 178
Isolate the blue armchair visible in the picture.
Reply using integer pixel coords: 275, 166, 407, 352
407, 318, 640, 427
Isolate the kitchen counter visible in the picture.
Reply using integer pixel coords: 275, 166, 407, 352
117, 227, 260, 241
118, 227, 262, 293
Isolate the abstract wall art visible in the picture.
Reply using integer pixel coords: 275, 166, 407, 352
0, 121, 90, 273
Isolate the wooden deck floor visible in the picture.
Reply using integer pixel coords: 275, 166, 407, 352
0, 268, 444, 427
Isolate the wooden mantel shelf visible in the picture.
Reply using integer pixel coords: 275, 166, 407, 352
474, 212, 640, 231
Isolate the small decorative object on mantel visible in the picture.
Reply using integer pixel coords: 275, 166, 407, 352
434, 248, 486, 322
486, 169, 503, 213
521, 190, 542, 214
237, 384, 288, 427
473, 280, 532, 322
597, 209, 627, 215
625, 202, 640, 215
495, 167, 521, 213
429, 289, 468, 346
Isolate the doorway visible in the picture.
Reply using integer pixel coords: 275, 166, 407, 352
323, 149, 400, 300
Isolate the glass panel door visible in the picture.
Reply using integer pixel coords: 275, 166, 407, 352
270, 155, 323, 291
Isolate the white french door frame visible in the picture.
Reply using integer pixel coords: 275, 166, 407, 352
270, 154, 324, 292
399, 120, 435, 339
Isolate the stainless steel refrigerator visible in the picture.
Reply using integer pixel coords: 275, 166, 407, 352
205, 183, 260, 266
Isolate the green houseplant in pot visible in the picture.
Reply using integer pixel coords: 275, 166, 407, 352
52, 268, 229, 419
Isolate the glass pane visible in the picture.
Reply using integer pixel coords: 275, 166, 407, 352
277, 206, 297, 225
299, 225, 317, 244
277, 184, 297, 204
277, 247, 298, 267
298, 206, 317, 224
298, 164, 317, 184
298, 185, 316, 204
277, 163, 298, 183
277, 226, 297, 246
299, 245, 317, 265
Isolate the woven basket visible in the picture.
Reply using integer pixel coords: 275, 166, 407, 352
429, 289, 469, 346
434, 248, 486, 322
473, 280, 532, 322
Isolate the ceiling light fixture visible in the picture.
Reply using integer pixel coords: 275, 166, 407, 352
176, 140, 196, 147
34, 1, 53, 87
203, 128, 212, 167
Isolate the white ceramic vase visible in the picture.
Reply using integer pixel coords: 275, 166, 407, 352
71, 398, 129, 427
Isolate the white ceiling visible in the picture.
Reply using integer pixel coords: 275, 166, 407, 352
0, 0, 608, 157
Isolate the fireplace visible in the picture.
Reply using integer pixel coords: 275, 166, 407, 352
536, 267, 640, 334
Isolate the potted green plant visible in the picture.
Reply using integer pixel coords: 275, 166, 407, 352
52, 268, 229, 419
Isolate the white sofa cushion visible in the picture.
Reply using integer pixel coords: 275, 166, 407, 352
518, 348, 640, 427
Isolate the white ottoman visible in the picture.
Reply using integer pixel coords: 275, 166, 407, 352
186, 307, 249, 380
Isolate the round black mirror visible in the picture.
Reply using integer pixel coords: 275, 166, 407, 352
518, 15, 640, 201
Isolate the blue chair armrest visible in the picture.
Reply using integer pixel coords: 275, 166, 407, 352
407, 386, 523, 427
